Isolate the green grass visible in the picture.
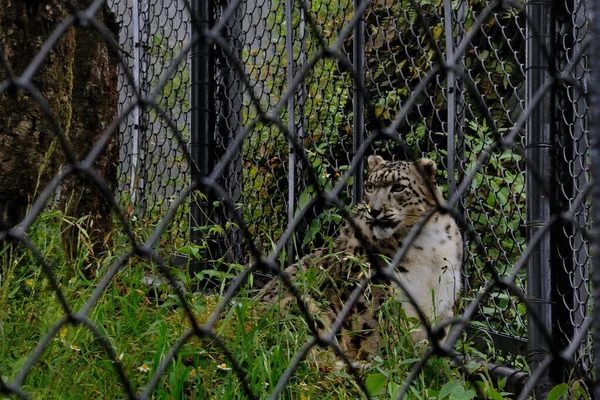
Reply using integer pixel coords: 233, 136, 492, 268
0, 211, 521, 399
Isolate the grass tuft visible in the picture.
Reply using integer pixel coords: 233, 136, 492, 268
0, 210, 518, 399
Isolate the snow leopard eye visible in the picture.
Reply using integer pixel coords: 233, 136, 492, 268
364, 183, 374, 192
391, 183, 406, 192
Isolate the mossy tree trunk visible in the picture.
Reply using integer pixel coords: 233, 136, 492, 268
0, 1, 119, 266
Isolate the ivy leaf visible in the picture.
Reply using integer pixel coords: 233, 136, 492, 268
439, 381, 463, 399
456, 389, 477, 400
375, 107, 386, 117
546, 383, 569, 400
365, 373, 387, 396
439, 380, 477, 400
475, 381, 507, 400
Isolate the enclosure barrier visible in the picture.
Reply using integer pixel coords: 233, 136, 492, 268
0, 0, 595, 398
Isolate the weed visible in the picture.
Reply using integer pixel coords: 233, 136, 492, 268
0, 211, 526, 399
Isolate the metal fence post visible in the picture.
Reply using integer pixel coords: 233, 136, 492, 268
554, 0, 591, 372
352, 0, 365, 204
444, 0, 467, 300
590, 0, 600, 393
130, 0, 141, 205
138, 0, 151, 218
295, 3, 308, 259
525, 0, 556, 393
284, 0, 297, 265
444, 0, 465, 200
218, 0, 245, 264
129, 0, 151, 217
444, 0, 457, 199
190, 0, 215, 275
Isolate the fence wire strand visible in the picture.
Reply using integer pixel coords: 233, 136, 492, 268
0, 0, 595, 398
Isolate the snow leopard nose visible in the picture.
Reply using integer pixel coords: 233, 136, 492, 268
369, 207, 382, 218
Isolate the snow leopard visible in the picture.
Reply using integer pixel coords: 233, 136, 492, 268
256, 156, 463, 361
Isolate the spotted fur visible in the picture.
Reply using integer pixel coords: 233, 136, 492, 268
257, 156, 463, 361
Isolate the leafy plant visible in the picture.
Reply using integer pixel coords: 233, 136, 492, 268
0, 209, 518, 399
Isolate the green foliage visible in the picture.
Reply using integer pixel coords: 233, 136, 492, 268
363, 0, 524, 132
236, 0, 527, 270
357, 0, 529, 347
547, 383, 570, 400
546, 381, 590, 400
120, 32, 192, 240
120, 0, 529, 387
405, 115, 528, 342
0, 210, 526, 399
365, 372, 387, 395
360, 0, 528, 341
438, 380, 476, 400
240, 0, 355, 260
460, 120, 527, 336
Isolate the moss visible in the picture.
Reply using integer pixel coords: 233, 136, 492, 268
47, 26, 75, 137
0, 1, 119, 253
0, 1, 75, 224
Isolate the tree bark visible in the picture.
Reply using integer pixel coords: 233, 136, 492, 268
59, 2, 120, 262
0, 0, 119, 266
0, 1, 75, 227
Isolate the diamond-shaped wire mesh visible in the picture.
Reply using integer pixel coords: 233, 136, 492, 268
110, 0, 191, 245
0, 0, 595, 398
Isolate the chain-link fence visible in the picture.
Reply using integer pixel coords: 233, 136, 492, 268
110, 0, 191, 240
0, 0, 597, 398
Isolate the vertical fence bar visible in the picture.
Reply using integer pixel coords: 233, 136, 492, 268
525, 0, 555, 393
130, 0, 141, 205
190, 0, 215, 274
352, 0, 365, 204
444, 0, 456, 198
297, 1, 307, 197
285, 0, 297, 264
298, 8, 307, 144
222, 0, 245, 263
444, 0, 465, 198
590, 0, 600, 394
568, 0, 590, 369
456, 0, 467, 293
444, 0, 467, 295
553, 0, 589, 371
138, 0, 151, 217
294, 4, 308, 260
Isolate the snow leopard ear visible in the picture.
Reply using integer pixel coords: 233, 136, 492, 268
416, 158, 437, 184
367, 155, 385, 170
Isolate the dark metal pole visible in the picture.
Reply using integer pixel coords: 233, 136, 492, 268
296, 1, 308, 258
352, 0, 365, 204
589, 0, 600, 395
190, 0, 215, 274
444, 0, 457, 198
444, 0, 465, 198
138, 0, 151, 218
554, 0, 589, 373
284, 0, 297, 265
223, 0, 245, 264
451, 0, 468, 300
525, 0, 555, 394
569, 0, 591, 373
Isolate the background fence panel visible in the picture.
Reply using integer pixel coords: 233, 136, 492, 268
359, 0, 531, 360
107, 0, 592, 376
109, 0, 191, 244
556, 0, 592, 374
0, 0, 595, 397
